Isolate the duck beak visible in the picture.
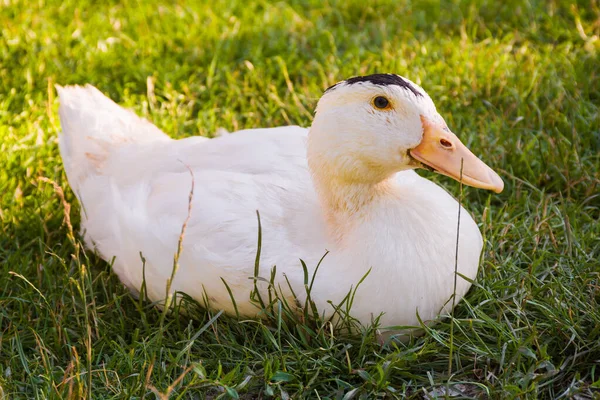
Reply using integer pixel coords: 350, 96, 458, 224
409, 116, 504, 193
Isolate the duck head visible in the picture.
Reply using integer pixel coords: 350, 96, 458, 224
308, 74, 503, 193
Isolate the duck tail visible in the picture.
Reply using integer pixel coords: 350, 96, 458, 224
57, 84, 169, 188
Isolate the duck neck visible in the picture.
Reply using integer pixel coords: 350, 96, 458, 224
307, 121, 402, 238
308, 156, 398, 241
311, 173, 392, 216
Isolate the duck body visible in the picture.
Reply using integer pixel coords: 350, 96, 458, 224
58, 76, 501, 331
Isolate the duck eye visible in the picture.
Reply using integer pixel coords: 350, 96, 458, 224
373, 96, 389, 109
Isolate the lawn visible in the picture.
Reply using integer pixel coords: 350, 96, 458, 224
1, 0, 599, 398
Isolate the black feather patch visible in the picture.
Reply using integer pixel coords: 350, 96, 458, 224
325, 74, 423, 97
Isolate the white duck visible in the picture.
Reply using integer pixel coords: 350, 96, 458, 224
57, 74, 503, 333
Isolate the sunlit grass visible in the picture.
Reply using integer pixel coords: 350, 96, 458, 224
1, 0, 599, 398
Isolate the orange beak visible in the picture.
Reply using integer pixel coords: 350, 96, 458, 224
409, 116, 504, 193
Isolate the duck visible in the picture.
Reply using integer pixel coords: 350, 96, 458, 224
56, 74, 503, 335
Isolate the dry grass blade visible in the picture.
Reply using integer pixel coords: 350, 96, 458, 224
161, 162, 195, 326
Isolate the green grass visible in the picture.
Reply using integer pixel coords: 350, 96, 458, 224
1, 0, 600, 398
